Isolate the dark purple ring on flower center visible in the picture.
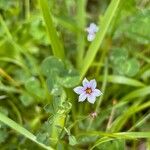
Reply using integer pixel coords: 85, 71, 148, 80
85, 87, 92, 94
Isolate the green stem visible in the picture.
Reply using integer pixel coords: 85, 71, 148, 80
87, 60, 108, 130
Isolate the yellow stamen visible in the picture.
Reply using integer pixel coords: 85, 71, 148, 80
85, 88, 92, 94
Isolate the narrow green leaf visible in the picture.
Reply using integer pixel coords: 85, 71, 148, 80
80, 0, 121, 78
110, 101, 150, 131
129, 113, 150, 131
39, 0, 65, 59
0, 57, 29, 72
76, 0, 86, 68
120, 86, 150, 102
91, 132, 150, 149
0, 113, 53, 150
114, 132, 150, 139
98, 75, 145, 87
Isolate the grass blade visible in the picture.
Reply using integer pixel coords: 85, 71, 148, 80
76, 0, 86, 68
98, 75, 145, 87
80, 0, 121, 78
91, 132, 150, 149
0, 112, 54, 150
120, 86, 150, 102
39, 0, 65, 59
110, 101, 150, 132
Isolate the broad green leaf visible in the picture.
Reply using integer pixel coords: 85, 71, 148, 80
46, 77, 63, 96
46, 76, 56, 92
25, 77, 40, 91
58, 66, 80, 88
41, 56, 65, 77
114, 59, 128, 75
25, 77, 46, 99
58, 76, 80, 88
29, 17, 49, 44
141, 69, 150, 81
110, 48, 128, 63
115, 9, 150, 44
69, 135, 77, 146
19, 93, 34, 107
44, 96, 61, 114
125, 58, 140, 77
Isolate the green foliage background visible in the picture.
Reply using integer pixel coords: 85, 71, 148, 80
0, 0, 150, 149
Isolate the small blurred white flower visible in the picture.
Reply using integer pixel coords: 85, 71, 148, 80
86, 23, 99, 42
73, 78, 102, 104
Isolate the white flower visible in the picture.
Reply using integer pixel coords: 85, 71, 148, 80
86, 23, 99, 42
73, 78, 102, 104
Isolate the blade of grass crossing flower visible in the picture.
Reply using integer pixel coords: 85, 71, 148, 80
0, 112, 54, 150
80, 0, 121, 79
39, 0, 65, 59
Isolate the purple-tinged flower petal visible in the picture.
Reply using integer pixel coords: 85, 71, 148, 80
79, 93, 87, 102
87, 94, 96, 104
82, 78, 89, 87
73, 86, 84, 94
89, 23, 99, 33
87, 33, 95, 41
93, 89, 102, 97
89, 79, 97, 89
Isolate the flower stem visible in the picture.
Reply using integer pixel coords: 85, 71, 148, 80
87, 60, 108, 130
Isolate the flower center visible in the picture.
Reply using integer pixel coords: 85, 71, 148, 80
85, 88, 92, 94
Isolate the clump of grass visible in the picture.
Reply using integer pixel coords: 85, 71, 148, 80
0, 0, 150, 149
